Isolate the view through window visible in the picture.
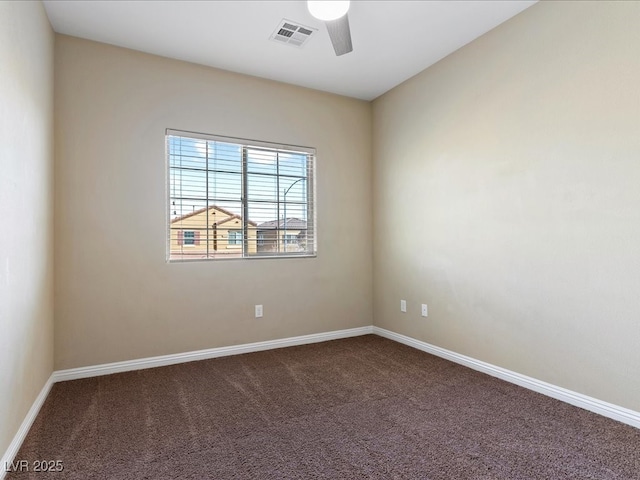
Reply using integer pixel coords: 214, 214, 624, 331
167, 130, 316, 261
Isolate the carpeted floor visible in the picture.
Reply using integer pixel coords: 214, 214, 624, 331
6, 335, 640, 479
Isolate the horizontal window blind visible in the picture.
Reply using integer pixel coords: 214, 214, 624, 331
167, 129, 316, 261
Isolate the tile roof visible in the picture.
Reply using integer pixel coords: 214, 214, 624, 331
257, 218, 307, 229
170, 205, 256, 226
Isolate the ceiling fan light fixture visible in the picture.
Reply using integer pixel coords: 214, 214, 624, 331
307, 0, 350, 22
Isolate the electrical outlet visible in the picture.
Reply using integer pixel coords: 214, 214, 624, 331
400, 300, 407, 313
421, 304, 428, 317
255, 305, 263, 318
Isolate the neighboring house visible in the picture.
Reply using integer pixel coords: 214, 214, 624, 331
170, 205, 257, 259
257, 218, 308, 253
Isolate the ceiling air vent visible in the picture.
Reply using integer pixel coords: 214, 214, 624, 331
270, 19, 316, 48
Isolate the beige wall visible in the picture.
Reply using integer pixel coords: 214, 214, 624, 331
0, 1, 54, 459
373, 1, 640, 411
54, 36, 372, 369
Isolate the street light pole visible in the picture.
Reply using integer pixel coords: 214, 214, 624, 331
282, 177, 305, 252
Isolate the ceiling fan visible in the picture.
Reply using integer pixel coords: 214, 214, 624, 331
307, 0, 353, 56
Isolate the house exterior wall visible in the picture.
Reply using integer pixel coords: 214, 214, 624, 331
169, 207, 257, 259
257, 229, 304, 253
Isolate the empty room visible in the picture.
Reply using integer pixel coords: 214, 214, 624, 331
1, 0, 639, 478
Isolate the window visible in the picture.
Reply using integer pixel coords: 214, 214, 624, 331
167, 129, 316, 261
183, 231, 195, 245
177, 230, 199, 246
228, 230, 242, 246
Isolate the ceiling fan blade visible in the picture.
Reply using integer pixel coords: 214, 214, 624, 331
325, 14, 353, 56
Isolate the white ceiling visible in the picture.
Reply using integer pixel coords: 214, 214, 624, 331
43, 0, 536, 101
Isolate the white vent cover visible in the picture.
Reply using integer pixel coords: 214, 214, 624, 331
270, 19, 316, 48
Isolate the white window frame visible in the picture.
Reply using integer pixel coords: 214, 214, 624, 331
166, 129, 316, 262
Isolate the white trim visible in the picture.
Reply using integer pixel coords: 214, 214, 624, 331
373, 326, 640, 429
1, 376, 54, 480
165, 128, 316, 156
53, 326, 374, 382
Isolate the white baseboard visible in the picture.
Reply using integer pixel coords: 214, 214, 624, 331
1, 376, 54, 480
373, 326, 640, 429
53, 326, 374, 382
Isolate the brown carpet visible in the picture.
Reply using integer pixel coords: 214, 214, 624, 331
7, 335, 640, 479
